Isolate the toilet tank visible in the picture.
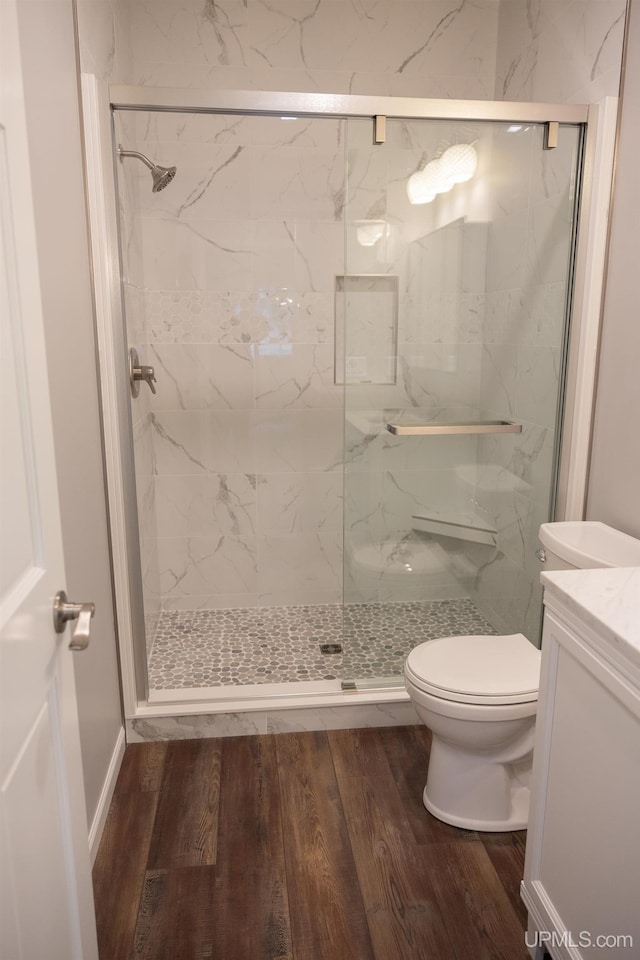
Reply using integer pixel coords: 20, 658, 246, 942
539, 521, 640, 571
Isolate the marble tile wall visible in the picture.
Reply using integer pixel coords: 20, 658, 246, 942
117, 111, 347, 610
81, 0, 628, 633
495, 0, 627, 104
121, 0, 500, 100
79, 0, 626, 106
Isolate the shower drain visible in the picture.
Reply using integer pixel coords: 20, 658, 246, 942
319, 643, 343, 654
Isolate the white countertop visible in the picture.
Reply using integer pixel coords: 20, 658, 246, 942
541, 566, 640, 669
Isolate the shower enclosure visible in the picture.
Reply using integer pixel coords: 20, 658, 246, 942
109, 90, 586, 706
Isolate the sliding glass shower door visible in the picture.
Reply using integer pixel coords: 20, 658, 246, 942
341, 117, 582, 685
114, 107, 351, 693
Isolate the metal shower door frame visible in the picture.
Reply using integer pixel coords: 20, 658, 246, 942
101, 86, 613, 717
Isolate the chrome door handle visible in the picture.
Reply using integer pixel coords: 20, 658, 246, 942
129, 347, 157, 397
53, 590, 95, 651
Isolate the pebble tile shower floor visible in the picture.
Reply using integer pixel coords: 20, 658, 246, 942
148, 599, 497, 690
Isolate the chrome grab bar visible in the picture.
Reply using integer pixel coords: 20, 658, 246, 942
386, 420, 522, 436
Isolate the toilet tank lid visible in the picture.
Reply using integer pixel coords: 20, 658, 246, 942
405, 634, 541, 699
539, 521, 640, 568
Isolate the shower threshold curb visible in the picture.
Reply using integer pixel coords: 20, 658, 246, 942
126, 686, 416, 742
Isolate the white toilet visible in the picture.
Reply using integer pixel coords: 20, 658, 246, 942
404, 520, 640, 832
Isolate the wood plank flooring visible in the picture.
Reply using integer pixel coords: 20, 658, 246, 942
93, 725, 531, 960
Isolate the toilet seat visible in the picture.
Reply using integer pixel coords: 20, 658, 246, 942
405, 633, 541, 705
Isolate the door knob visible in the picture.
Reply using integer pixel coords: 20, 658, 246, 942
129, 346, 157, 397
53, 590, 95, 651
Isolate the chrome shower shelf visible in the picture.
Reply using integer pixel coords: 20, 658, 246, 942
386, 420, 522, 436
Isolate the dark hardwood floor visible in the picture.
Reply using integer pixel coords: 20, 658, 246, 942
93, 725, 530, 960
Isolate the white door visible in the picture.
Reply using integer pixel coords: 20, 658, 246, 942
0, 2, 99, 958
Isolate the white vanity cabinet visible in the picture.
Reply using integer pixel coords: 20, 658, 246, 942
521, 567, 640, 960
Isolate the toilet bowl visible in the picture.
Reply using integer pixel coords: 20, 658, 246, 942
405, 633, 540, 830
405, 520, 640, 831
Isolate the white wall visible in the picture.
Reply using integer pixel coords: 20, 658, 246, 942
587, 0, 640, 538
16, 0, 123, 833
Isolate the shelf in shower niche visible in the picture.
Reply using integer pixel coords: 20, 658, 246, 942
412, 511, 497, 547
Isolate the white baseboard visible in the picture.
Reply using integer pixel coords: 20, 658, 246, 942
88, 727, 126, 865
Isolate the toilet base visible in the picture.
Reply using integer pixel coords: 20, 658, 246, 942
421, 733, 533, 832
423, 782, 530, 832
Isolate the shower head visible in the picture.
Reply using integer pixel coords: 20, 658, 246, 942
118, 145, 177, 193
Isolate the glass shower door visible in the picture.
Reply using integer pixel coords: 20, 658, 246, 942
114, 107, 350, 695
342, 116, 582, 685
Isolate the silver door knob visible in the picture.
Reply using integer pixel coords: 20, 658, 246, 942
53, 590, 95, 651
129, 346, 157, 397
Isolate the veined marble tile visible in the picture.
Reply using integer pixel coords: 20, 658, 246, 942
135, 143, 256, 221
530, 0, 626, 104
467, 550, 541, 641
75, 0, 116, 80
158, 534, 258, 597
292, 220, 345, 293
520, 283, 567, 350
154, 473, 257, 538
126, 704, 421, 743
151, 410, 255, 474
461, 222, 489, 295
397, 343, 483, 409
480, 342, 518, 419
252, 409, 343, 473
257, 531, 342, 596
256, 586, 343, 606
132, 412, 157, 481
256, 472, 343, 534
150, 343, 255, 411
140, 218, 255, 291
245, 0, 498, 77
145, 289, 293, 345
527, 194, 575, 287
486, 211, 528, 292
379, 467, 470, 536
492, 489, 536, 570
161, 593, 260, 611
530, 127, 582, 204
458, 294, 485, 344
255, 343, 341, 409
145, 289, 220, 343
345, 146, 389, 221
484, 124, 536, 219
344, 468, 387, 544
266, 702, 418, 734
245, 115, 345, 149
127, 0, 248, 68
477, 421, 554, 495
344, 409, 479, 473
290, 292, 333, 344
388, 73, 497, 100
496, 0, 625, 105
250, 145, 346, 221
483, 290, 519, 345
134, 111, 254, 147
127, 712, 268, 743
249, 221, 300, 292
516, 343, 562, 430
